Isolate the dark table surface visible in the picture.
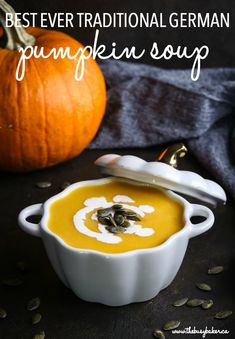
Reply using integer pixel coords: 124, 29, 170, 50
0, 147, 234, 339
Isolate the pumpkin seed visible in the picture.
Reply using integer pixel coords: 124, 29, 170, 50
98, 216, 112, 226
163, 320, 181, 331
196, 283, 212, 291
98, 205, 142, 233
173, 297, 188, 307
123, 220, 131, 227
152, 329, 165, 339
2, 277, 23, 287
187, 299, 205, 307
33, 330, 45, 339
97, 208, 112, 217
208, 266, 224, 274
215, 310, 232, 319
126, 215, 141, 221
106, 226, 125, 234
114, 213, 125, 225
32, 313, 42, 325
27, 297, 40, 311
0, 307, 7, 319
60, 181, 71, 190
201, 299, 214, 310
112, 204, 123, 210
35, 181, 51, 189
121, 211, 137, 217
108, 215, 118, 227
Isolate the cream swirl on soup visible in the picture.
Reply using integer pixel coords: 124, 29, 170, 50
73, 195, 155, 244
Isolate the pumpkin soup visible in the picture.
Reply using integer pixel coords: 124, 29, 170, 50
48, 179, 184, 253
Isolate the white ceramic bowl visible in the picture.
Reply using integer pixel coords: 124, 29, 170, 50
18, 177, 214, 306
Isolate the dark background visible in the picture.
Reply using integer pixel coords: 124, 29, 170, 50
1, 1, 235, 339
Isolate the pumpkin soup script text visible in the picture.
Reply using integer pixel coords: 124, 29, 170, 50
16, 29, 209, 82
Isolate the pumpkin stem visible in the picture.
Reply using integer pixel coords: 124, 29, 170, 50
0, 0, 35, 50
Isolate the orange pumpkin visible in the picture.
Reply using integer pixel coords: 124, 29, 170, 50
0, 1, 106, 172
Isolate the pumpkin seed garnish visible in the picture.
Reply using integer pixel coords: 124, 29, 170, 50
108, 215, 118, 227
97, 205, 141, 234
196, 283, 212, 291
173, 297, 188, 307
214, 310, 232, 319
112, 204, 123, 210
27, 297, 41, 311
201, 299, 214, 310
114, 213, 125, 225
126, 215, 141, 221
33, 330, 45, 339
187, 299, 205, 307
35, 181, 52, 189
0, 307, 7, 319
32, 313, 42, 325
122, 220, 131, 227
60, 181, 71, 190
121, 211, 137, 217
163, 320, 181, 331
97, 216, 112, 226
2, 277, 23, 287
152, 329, 165, 339
106, 226, 126, 234
97, 208, 112, 217
208, 266, 224, 275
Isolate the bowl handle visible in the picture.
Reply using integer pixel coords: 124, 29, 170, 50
188, 204, 215, 238
18, 204, 43, 237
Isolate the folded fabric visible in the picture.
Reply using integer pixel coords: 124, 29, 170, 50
90, 60, 235, 200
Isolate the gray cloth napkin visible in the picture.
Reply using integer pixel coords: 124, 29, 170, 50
90, 60, 235, 199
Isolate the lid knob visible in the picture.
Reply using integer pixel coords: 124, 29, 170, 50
158, 143, 188, 168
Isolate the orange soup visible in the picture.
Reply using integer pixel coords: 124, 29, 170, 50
48, 179, 184, 254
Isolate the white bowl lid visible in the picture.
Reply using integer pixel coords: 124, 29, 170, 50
94, 154, 227, 206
